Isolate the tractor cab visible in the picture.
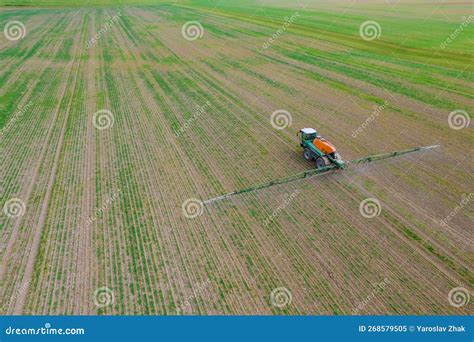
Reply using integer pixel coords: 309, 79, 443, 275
298, 128, 317, 147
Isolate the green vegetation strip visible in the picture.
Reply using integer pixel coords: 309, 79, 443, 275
203, 145, 439, 204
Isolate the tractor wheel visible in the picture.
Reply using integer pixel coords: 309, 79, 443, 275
315, 157, 326, 170
303, 148, 313, 161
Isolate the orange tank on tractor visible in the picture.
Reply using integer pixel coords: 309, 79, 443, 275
313, 137, 337, 155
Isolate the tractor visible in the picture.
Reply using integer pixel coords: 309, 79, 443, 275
297, 128, 345, 169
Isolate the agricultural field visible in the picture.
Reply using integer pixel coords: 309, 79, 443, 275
1, 0, 473, 315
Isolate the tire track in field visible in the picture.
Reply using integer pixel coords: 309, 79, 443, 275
1, 12, 72, 223
3, 12, 85, 312
86, 16, 128, 315
12, 12, 87, 315
49, 28, 89, 314
105, 19, 189, 310
0, 11, 79, 280
109, 13, 214, 313
74, 11, 98, 314
110, 11, 251, 313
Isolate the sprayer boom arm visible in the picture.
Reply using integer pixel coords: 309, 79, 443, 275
202, 145, 439, 205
